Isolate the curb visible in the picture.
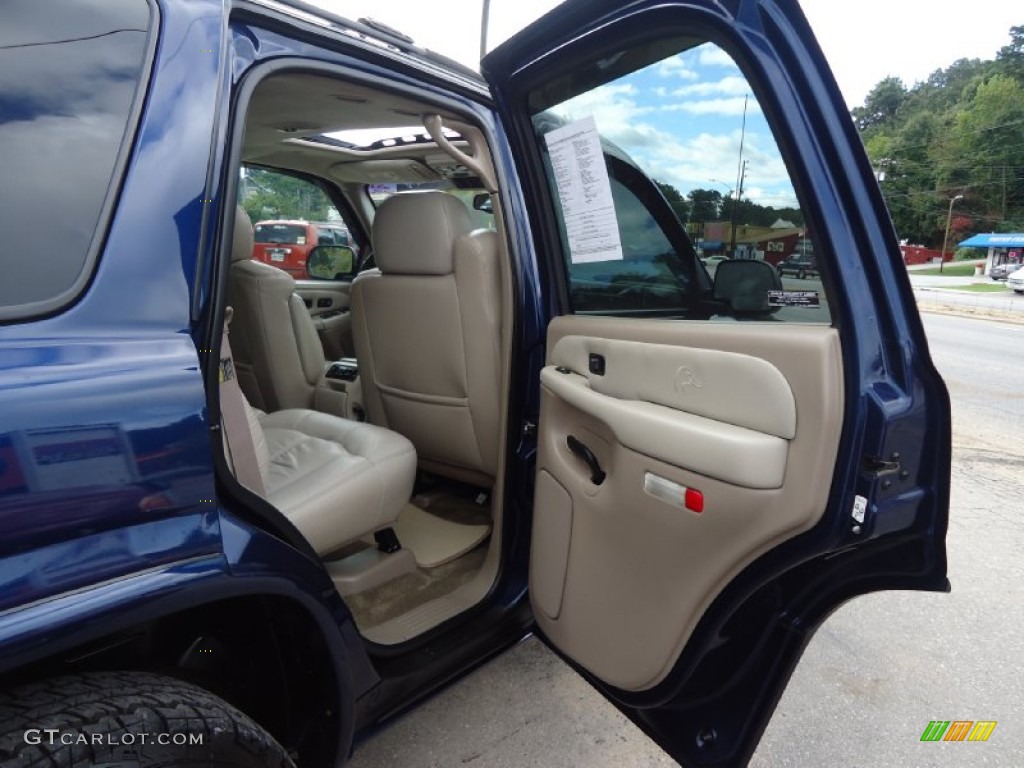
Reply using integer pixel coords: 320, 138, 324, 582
916, 302, 1024, 326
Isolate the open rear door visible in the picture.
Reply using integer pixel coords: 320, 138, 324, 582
483, 1, 950, 765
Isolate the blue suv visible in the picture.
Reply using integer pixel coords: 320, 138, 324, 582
0, 1, 951, 766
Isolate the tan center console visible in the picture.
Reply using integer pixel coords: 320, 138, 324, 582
314, 358, 366, 422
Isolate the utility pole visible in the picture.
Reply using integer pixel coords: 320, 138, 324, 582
729, 95, 749, 257
479, 0, 491, 63
1002, 165, 1007, 222
939, 194, 963, 274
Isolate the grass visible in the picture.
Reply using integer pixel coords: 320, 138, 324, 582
910, 262, 985, 276
942, 283, 1014, 293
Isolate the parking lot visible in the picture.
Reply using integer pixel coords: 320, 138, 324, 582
349, 311, 1024, 768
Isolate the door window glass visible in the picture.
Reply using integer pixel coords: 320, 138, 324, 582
529, 39, 830, 323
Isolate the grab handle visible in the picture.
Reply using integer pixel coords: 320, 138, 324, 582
566, 435, 606, 485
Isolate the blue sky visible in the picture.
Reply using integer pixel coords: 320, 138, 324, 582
546, 42, 798, 210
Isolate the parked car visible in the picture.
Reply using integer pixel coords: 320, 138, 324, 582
776, 252, 819, 279
700, 254, 728, 267
252, 220, 351, 278
1007, 265, 1024, 293
990, 261, 1021, 281
700, 254, 728, 277
0, 1, 951, 767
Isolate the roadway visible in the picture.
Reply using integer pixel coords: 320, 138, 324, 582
348, 313, 1024, 768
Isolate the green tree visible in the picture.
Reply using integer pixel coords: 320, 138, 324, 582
654, 180, 690, 223
949, 74, 1024, 223
853, 76, 908, 133
872, 112, 946, 243
723, 196, 803, 228
856, 29, 1024, 244
997, 25, 1024, 83
686, 188, 723, 222
241, 167, 332, 224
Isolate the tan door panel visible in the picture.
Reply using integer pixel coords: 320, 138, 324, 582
540, 368, 789, 489
293, 281, 351, 317
293, 281, 353, 358
550, 336, 796, 439
532, 316, 844, 692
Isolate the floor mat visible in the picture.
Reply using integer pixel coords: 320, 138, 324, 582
393, 503, 491, 569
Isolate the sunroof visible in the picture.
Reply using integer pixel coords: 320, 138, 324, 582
320, 125, 461, 149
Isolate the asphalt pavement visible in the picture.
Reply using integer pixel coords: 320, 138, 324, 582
348, 313, 1024, 768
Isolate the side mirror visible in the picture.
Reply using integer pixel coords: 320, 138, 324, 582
712, 259, 782, 315
473, 193, 493, 214
307, 244, 355, 280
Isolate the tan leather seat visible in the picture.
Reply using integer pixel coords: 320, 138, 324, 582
228, 207, 326, 412
246, 402, 416, 556
351, 191, 502, 486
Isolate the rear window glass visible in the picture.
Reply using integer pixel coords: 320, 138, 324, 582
315, 227, 349, 246
254, 224, 308, 244
0, 0, 151, 318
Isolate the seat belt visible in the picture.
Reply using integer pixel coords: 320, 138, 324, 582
219, 307, 266, 496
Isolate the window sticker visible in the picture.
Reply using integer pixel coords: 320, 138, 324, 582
768, 290, 820, 308
544, 116, 624, 264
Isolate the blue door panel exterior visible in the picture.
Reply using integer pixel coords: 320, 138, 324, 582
0, 0, 369, 693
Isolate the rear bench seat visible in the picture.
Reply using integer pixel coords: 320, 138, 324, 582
229, 392, 414, 557
252, 407, 415, 555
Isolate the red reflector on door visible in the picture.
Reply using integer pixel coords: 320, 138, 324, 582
684, 487, 704, 513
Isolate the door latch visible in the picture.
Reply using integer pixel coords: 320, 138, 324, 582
861, 453, 903, 491
861, 454, 900, 477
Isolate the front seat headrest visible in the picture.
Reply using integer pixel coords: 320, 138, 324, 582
372, 191, 474, 276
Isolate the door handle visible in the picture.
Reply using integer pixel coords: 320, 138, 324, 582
566, 435, 606, 485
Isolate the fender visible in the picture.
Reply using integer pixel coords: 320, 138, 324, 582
0, 508, 378, 718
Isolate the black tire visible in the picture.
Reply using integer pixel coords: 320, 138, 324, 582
0, 671, 294, 768
1014, 289, 1023, 294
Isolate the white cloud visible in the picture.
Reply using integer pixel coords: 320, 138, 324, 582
662, 97, 762, 117
655, 55, 699, 80
555, 83, 663, 147
672, 76, 751, 98
633, 129, 796, 207
696, 46, 738, 69
743, 186, 799, 208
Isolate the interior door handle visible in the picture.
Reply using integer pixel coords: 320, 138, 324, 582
566, 435, 606, 485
